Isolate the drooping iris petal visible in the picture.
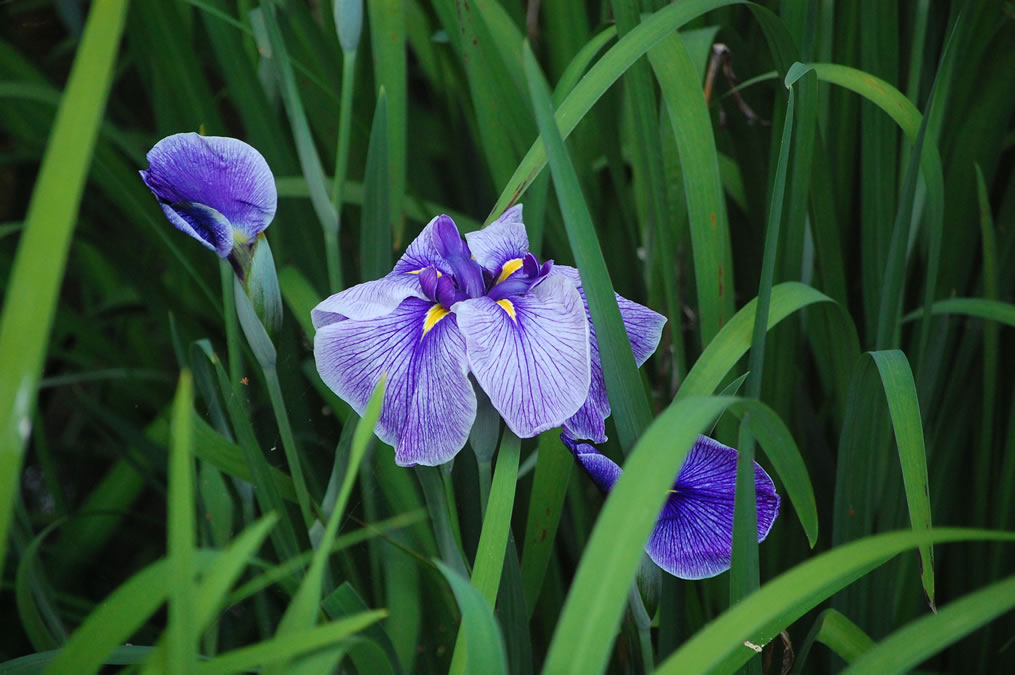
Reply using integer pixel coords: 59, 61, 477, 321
140, 133, 277, 256
564, 434, 780, 580
455, 274, 590, 438
464, 204, 528, 275
551, 265, 666, 443
314, 297, 477, 466
311, 277, 426, 328
313, 217, 460, 328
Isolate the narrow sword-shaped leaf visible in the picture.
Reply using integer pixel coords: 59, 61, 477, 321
0, 0, 128, 572
656, 529, 1015, 674
791, 609, 875, 673
435, 561, 508, 675
168, 372, 197, 675
523, 40, 651, 453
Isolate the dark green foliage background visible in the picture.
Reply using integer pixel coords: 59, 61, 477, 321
1, 0, 1014, 672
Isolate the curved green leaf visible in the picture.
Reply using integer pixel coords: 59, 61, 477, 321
678, 282, 859, 401
902, 297, 1015, 328
843, 574, 1015, 674
792, 609, 874, 673
435, 560, 508, 675
656, 528, 1015, 674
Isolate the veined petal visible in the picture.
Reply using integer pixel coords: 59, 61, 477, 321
464, 204, 528, 273
565, 434, 779, 580
314, 297, 476, 466
552, 265, 666, 443
648, 435, 780, 579
455, 274, 590, 438
157, 200, 234, 257
311, 276, 425, 328
391, 215, 454, 279
140, 133, 277, 241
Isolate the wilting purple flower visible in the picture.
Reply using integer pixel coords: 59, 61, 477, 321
563, 434, 781, 579
139, 133, 277, 268
312, 206, 665, 466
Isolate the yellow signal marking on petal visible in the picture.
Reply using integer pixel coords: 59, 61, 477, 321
495, 258, 525, 285
496, 299, 517, 323
408, 268, 442, 277
422, 304, 450, 336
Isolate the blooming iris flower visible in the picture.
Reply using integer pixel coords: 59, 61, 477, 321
563, 433, 781, 579
139, 132, 277, 276
312, 206, 666, 466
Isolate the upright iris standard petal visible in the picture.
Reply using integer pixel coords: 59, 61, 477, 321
140, 133, 277, 256
455, 275, 590, 438
314, 297, 477, 466
551, 265, 666, 443
465, 204, 528, 274
564, 434, 780, 580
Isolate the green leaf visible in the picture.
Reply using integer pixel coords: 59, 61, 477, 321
434, 561, 508, 675
270, 378, 386, 670
15, 520, 67, 651
541, 395, 732, 674
449, 431, 521, 673
649, 30, 734, 345
322, 583, 401, 675
901, 298, 1015, 328
792, 609, 874, 673
868, 350, 935, 606
197, 611, 387, 675
0, 0, 128, 571
656, 529, 1015, 674
520, 431, 573, 612
168, 371, 197, 675
843, 574, 1015, 674
489, 0, 748, 221
523, 39, 651, 452
678, 282, 859, 401
361, 90, 392, 281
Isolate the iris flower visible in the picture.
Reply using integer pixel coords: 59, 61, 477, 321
312, 207, 666, 466
563, 433, 781, 579
139, 132, 277, 276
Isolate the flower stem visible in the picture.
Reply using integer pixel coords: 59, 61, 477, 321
476, 458, 492, 520
326, 50, 358, 293
416, 466, 468, 578
219, 260, 241, 386
262, 365, 314, 529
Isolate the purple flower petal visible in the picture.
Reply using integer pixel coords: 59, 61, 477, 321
140, 133, 277, 255
464, 204, 528, 275
565, 434, 780, 580
311, 277, 426, 329
314, 297, 477, 466
551, 265, 666, 443
391, 215, 455, 278
455, 274, 590, 438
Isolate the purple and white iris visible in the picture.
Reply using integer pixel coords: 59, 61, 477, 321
563, 433, 781, 579
139, 132, 277, 273
312, 207, 667, 466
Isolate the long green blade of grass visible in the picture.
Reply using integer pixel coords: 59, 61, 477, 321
656, 528, 1015, 674
649, 31, 735, 346
449, 431, 520, 674
167, 372, 197, 675
902, 298, 1015, 327
523, 39, 651, 452
678, 282, 859, 401
792, 609, 875, 673
0, 0, 129, 572
842, 574, 1015, 674
361, 90, 391, 281
540, 396, 788, 674
270, 378, 385, 671
868, 350, 935, 606
435, 560, 509, 675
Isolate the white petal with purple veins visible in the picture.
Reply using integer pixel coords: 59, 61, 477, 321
312, 277, 426, 328
455, 274, 590, 438
551, 265, 666, 442
464, 204, 529, 273
314, 297, 476, 466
